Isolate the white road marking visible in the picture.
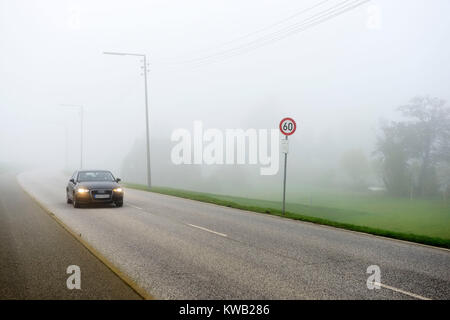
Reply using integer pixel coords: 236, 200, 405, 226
128, 204, 143, 210
374, 282, 431, 300
186, 224, 227, 238
123, 203, 433, 299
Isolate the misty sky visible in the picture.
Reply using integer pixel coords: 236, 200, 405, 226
1, 0, 450, 195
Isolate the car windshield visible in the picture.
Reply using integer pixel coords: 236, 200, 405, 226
77, 171, 115, 182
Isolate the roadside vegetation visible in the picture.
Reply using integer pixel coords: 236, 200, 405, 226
124, 183, 450, 249
122, 95, 450, 249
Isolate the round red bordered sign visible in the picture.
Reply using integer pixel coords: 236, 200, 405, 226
279, 117, 296, 136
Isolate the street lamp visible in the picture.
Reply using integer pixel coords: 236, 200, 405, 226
60, 104, 84, 169
103, 51, 152, 189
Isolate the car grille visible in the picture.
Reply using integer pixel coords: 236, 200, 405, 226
90, 189, 113, 200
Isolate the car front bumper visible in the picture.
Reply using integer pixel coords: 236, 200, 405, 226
75, 189, 123, 204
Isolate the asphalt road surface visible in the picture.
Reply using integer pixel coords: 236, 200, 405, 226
11, 170, 450, 299
0, 170, 141, 299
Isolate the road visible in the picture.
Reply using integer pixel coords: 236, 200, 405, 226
0, 170, 141, 299
11, 170, 450, 299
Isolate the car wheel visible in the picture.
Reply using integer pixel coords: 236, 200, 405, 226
73, 194, 80, 208
115, 201, 123, 207
66, 192, 72, 204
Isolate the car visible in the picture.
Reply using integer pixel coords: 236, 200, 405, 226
66, 170, 124, 208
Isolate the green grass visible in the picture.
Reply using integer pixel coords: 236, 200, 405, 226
123, 183, 450, 249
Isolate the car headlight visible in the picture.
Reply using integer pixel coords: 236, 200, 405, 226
113, 188, 123, 193
77, 188, 89, 193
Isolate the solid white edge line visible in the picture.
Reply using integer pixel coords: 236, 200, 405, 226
374, 282, 431, 300
186, 223, 228, 237
120, 199, 434, 299
128, 187, 450, 253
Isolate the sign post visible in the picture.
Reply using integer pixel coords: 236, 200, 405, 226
279, 117, 297, 215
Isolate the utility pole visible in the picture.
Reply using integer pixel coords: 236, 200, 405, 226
65, 125, 69, 170
282, 135, 288, 215
80, 106, 83, 169
61, 104, 84, 169
279, 117, 297, 215
103, 51, 152, 189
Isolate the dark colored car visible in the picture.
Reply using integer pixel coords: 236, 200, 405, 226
66, 170, 124, 208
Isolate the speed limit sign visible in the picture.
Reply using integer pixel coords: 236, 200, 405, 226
279, 117, 296, 216
279, 117, 296, 136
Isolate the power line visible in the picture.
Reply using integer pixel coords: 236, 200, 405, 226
196, 0, 331, 52
212, 0, 369, 62
171, 0, 369, 68
178, 0, 365, 66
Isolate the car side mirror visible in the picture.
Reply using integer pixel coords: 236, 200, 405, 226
69, 178, 75, 184
116, 178, 121, 183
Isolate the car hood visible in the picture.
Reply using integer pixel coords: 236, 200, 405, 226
77, 181, 120, 189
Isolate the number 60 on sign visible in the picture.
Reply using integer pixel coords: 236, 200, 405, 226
279, 117, 296, 136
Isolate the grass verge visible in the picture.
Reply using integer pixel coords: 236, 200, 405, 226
123, 183, 450, 249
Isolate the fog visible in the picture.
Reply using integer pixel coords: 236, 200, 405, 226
1, 0, 450, 200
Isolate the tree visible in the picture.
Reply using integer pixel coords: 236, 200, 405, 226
399, 96, 450, 196
376, 96, 450, 197
436, 162, 450, 204
376, 123, 410, 196
340, 149, 370, 189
